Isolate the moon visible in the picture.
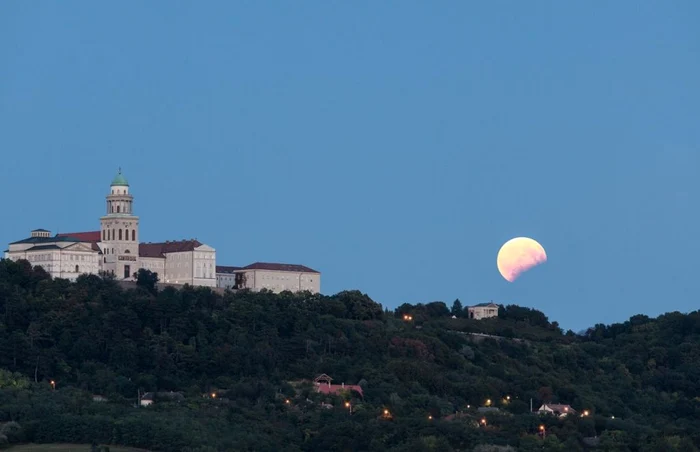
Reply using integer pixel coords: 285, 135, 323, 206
497, 237, 547, 282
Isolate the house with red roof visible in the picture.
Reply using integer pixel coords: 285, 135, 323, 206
5, 169, 319, 290
313, 374, 363, 398
4, 170, 217, 287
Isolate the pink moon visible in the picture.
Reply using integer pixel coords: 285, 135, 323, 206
497, 237, 547, 282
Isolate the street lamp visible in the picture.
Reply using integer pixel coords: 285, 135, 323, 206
428, 415, 433, 420
50, 380, 55, 390
539, 425, 546, 439
582, 410, 590, 417
345, 401, 352, 414
485, 399, 492, 406
285, 399, 291, 405
480, 418, 487, 426
211, 392, 216, 398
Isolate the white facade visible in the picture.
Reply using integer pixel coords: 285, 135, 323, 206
537, 404, 576, 417
100, 170, 140, 280
216, 263, 320, 293
4, 230, 100, 281
147, 244, 216, 287
467, 303, 500, 320
4, 170, 217, 288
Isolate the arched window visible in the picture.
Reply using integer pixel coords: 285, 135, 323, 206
75, 265, 79, 273
119, 229, 122, 240
132, 230, 135, 241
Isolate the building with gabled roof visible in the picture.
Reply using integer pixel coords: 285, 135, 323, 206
4, 229, 100, 280
216, 261, 320, 293
5, 170, 321, 290
313, 374, 363, 398
5, 170, 216, 287
537, 403, 576, 417
467, 302, 500, 320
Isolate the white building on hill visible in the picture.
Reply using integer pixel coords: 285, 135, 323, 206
216, 262, 320, 293
5, 170, 319, 291
467, 302, 500, 320
4, 170, 216, 287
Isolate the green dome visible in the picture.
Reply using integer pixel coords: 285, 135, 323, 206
111, 169, 129, 186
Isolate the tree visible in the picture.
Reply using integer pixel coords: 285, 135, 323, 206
425, 301, 450, 318
451, 299, 463, 317
135, 268, 159, 294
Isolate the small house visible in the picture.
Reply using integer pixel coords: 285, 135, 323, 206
313, 374, 364, 398
537, 403, 576, 417
467, 303, 499, 320
140, 391, 184, 407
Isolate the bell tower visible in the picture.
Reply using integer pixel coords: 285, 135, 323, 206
100, 168, 140, 279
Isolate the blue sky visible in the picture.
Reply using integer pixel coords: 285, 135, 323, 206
1, 2, 698, 331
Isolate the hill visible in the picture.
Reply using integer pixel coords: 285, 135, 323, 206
0, 258, 698, 451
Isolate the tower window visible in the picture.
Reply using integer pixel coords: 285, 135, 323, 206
102, 230, 105, 241
117, 205, 121, 213
119, 229, 122, 240
132, 230, 135, 241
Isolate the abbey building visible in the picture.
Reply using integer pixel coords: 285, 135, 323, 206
4, 170, 320, 293
4, 170, 216, 287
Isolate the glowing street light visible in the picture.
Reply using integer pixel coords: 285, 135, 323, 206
480, 418, 487, 426
345, 401, 352, 414
582, 410, 590, 417
539, 425, 546, 439
285, 399, 291, 405
485, 399, 492, 406
50, 380, 56, 390
211, 392, 216, 398
428, 415, 433, 420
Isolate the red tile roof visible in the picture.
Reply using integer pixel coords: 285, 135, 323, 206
216, 265, 243, 274
315, 383, 364, 398
242, 262, 319, 273
57, 231, 102, 242
139, 240, 203, 258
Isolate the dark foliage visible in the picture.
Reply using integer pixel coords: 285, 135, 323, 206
0, 258, 698, 451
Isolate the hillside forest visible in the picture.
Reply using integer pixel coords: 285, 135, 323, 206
0, 259, 699, 451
